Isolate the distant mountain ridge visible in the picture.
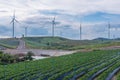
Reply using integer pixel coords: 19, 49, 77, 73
93, 37, 110, 40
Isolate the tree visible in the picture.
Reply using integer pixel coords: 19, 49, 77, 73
25, 51, 34, 61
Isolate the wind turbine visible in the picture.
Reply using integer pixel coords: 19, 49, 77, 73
10, 10, 19, 38
108, 22, 111, 39
25, 26, 28, 37
80, 23, 82, 40
52, 16, 56, 37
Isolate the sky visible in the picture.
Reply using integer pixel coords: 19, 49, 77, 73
0, 0, 120, 40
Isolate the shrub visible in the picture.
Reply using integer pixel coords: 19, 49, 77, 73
25, 51, 34, 61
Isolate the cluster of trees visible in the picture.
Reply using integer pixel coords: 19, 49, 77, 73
24, 51, 34, 61
0, 51, 34, 65
0, 51, 15, 64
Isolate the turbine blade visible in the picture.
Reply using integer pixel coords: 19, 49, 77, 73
10, 19, 14, 24
15, 19, 20, 24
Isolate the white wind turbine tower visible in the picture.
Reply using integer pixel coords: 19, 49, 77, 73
108, 22, 111, 39
10, 10, 19, 38
79, 23, 82, 40
25, 26, 28, 37
52, 16, 56, 37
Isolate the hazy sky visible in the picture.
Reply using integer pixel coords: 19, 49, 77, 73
0, 0, 120, 39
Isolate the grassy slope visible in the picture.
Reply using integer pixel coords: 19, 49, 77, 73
0, 38, 19, 49
24, 36, 120, 50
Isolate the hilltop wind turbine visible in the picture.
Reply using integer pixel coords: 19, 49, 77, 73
108, 22, 111, 39
79, 23, 82, 40
52, 16, 56, 37
25, 26, 28, 37
10, 10, 19, 38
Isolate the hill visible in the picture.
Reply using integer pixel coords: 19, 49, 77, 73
0, 38, 19, 49
93, 37, 110, 40
23, 36, 120, 50
0, 37, 120, 50
24, 36, 96, 50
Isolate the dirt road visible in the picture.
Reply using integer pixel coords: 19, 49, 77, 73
17, 39, 26, 50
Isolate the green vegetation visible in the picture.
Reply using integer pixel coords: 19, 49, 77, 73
24, 51, 35, 61
0, 51, 35, 65
0, 50, 120, 80
24, 37, 71, 49
0, 38, 19, 49
24, 36, 120, 50
0, 51, 17, 64
96, 62, 120, 80
116, 71, 120, 80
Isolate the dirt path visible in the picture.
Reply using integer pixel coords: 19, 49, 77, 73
17, 39, 26, 50
3, 49, 76, 56
100, 46, 120, 50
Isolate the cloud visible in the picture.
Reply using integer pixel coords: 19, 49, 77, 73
0, 10, 8, 12
1, 0, 120, 17
38, 9, 65, 16
29, 27, 48, 35
0, 0, 120, 39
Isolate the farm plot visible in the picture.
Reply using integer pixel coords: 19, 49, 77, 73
0, 50, 120, 80
0, 39, 19, 49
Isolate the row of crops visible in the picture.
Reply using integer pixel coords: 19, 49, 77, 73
0, 50, 120, 80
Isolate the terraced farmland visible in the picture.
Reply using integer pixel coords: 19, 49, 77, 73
0, 50, 120, 80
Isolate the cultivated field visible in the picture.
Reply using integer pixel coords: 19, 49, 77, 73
0, 37, 120, 80
0, 50, 120, 80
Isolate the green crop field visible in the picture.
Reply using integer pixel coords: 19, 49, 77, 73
0, 38, 19, 49
0, 50, 120, 80
24, 37, 120, 50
